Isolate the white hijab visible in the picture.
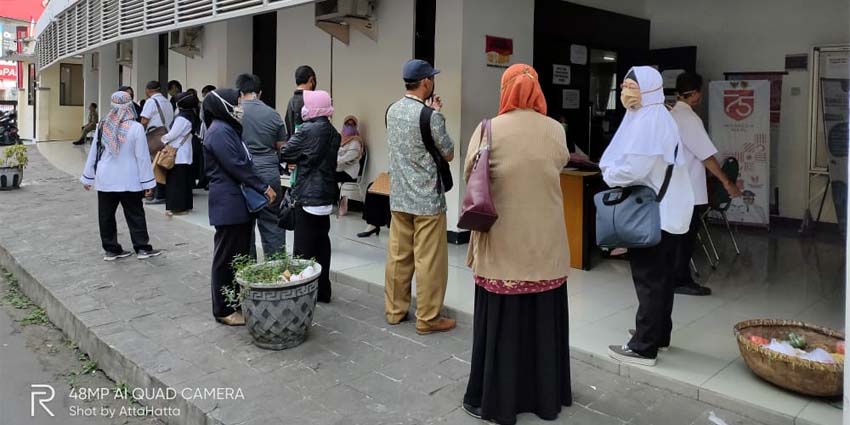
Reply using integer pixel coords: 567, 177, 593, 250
600, 66, 684, 168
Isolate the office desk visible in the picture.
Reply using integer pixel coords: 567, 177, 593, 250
560, 169, 602, 270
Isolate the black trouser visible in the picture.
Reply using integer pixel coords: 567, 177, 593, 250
627, 231, 678, 358
212, 222, 253, 318
672, 206, 705, 286
97, 191, 152, 254
335, 171, 356, 183
165, 164, 194, 212
153, 183, 167, 201
294, 207, 332, 302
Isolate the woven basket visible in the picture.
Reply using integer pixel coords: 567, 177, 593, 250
734, 319, 844, 397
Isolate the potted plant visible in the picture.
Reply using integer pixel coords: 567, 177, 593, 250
0, 144, 28, 190
224, 252, 322, 350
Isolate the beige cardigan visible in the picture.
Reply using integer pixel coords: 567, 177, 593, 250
464, 109, 571, 282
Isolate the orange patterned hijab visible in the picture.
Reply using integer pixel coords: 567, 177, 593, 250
498, 64, 547, 116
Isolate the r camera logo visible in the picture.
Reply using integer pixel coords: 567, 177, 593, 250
31, 384, 56, 417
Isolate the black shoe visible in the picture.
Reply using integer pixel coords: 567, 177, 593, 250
462, 403, 483, 420
145, 198, 166, 205
608, 344, 656, 366
357, 227, 380, 238
103, 251, 132, 261
628, 329, 669, 351
72, 140, 85, 145
674, 283, 712, 296
136, 249, 162, 260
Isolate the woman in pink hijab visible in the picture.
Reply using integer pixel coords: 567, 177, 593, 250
280, 90, 341, 303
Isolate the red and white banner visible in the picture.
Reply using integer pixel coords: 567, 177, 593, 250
709, 80, 771, 226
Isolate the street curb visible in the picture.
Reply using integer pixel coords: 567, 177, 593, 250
0, 244, 219, 425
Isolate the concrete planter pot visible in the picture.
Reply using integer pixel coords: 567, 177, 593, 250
236, 260, 322, 350
0, 166, 22, 190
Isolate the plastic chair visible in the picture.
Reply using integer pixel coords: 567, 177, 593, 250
340, 151, 368, 199
703, 156, 742, 258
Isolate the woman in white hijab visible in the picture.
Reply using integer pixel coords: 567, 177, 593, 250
81, 91, 162, 261
600, 66, 693, 367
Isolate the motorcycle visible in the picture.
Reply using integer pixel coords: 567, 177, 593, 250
0, 110, 20, 146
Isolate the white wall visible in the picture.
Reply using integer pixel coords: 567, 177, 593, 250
647, 0, 850, 221
132, 35, 159, 96
562, 0, 647, 18
167, 17, 253, 92
276, 5, 332, 113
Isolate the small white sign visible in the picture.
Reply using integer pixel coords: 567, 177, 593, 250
570, 45, 588, 65
661, 69, 686, 90
552, 64, 571, 85
562, 89, 580, 109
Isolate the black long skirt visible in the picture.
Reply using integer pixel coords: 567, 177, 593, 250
166, 164, 194, 212
463, 284, 572, 425
362, 183, 391, 227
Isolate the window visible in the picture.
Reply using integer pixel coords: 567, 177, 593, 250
59, 63, 83, 106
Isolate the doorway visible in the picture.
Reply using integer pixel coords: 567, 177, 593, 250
414, 0, 436, 65
253, 12, 278, 108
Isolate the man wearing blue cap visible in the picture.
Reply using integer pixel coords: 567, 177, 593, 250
384, 59, 456, 335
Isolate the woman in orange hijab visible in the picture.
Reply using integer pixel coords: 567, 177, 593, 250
462, 64, 572, 425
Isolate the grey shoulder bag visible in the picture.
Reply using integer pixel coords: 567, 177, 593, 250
594, 147, 677, 249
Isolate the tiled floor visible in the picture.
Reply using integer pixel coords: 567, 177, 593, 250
39, 140, 846, 425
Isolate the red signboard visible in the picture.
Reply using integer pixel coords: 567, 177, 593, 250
16, 26, 27, 88
0, 64, 17, 81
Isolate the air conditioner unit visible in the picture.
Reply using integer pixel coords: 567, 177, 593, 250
315, 0, 377, 44
116, 41, 132, 66
316, 0, 375, 22
168, 27, 203, 58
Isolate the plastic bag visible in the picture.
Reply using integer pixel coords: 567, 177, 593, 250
800, 348, 836, 364
765, 339, 797, 356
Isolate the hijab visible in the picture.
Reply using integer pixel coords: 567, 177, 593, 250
202, 88, 242, 134
600, 66, 683, 168
498, 64, 547, 116
175, 91, 201, 134
340, 115, 363, 151
301, 90, 334, 121
102, 91, 136, 155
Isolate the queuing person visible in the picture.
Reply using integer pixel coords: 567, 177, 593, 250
461, 64, 572, 425
201, 85, 217, 98
601, 66, 694, 366
183, 89, 206, 189
118, 86, 142, 120
159, 92, 198, 216
236, 74, 288, 257
167, 80, 183, 111
280, 90, 340, 304
336, 115, 364, 215
357, 181, 391, 238
203, 88, 276, 326
669, 72, 742, 296
140, 80, 174, 204
73, 103, 99, 145
284, 66, 317, 140
80, 91, 161, 261
196, 85, 216, 190
384, 59, 455, 334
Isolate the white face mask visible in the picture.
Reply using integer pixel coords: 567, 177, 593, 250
211, 91, 243, 124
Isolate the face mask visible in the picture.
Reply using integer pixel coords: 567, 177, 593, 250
212, 91, 243, 124
620, 87, 642, 110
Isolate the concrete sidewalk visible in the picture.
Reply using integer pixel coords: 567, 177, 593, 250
0, 148, 771, 424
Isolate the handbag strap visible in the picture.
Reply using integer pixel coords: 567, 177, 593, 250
655, 145, 679, 202
472, 119, 492, 165
94, 120, 105, 174
153, 97, 170, 131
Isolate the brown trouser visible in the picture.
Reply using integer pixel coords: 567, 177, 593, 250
385, 211, 448, 328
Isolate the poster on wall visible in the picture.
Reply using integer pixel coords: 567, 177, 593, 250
552, 64, 571, 85
485, 36, 513, 68
570, 44, 587, 65
820, 78, 850, 233
709, 80, 771, 227
562, 89, 580, 109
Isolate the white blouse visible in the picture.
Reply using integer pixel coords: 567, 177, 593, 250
161, 116, 194, 165
80, 122, 156, 192
601, 152, 694, 235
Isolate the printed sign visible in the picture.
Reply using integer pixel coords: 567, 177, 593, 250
570, 45, 587, 65
552, 64, 571, 85
709, 80, 771, 227
562, 89, 580, 109
820, 78, 850, 232
0, 63, 17, 81
485, 36, 513, 68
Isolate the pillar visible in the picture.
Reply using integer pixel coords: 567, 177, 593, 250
97, 44, 120, 114
82, 53, 98, 123
132, 35, 159, 96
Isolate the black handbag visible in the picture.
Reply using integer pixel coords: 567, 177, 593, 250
277, 190, 297, 231
419, 107, 453, 193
